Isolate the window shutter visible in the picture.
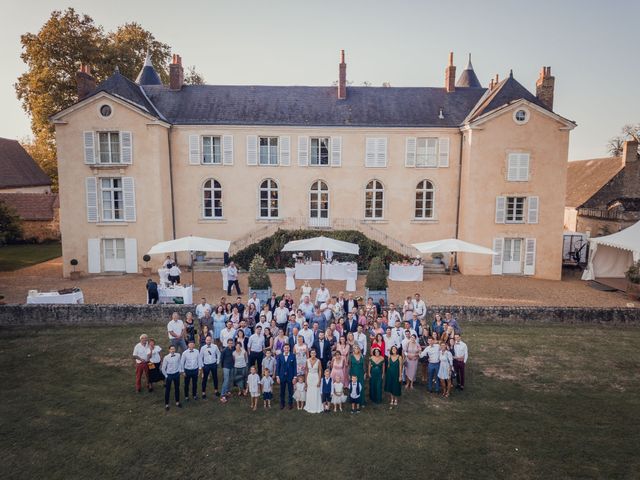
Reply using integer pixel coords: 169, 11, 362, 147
120, 131, 132, 164
247, 135, 258, 165
491, 238, 504, 275
365, 138, 376, 167
376, 138, 387, 167
507, 153, 530, 181
297, 136, 309, 166
527, 196, 539, 224
122, 176, 136, 222
523, 238, 536, 275
87, 238, 101, 273
85, 177, 98, 222
519, 154, 530, 181
405, 137, 416, 167
125, 238, 138, 273
222, 135, 234, 165
495, 196, 506, 223
331, 137, 342, 167
83, 132, 96, 164
438, 137, 450, 167
507, 154, 518, 181
279, 136, 290, 166
189, 135, 201, 165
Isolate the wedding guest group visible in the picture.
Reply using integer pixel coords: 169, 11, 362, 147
131, 287, 469, 412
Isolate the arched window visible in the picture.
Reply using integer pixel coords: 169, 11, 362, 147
415, 180, 435, 219
365, 180, 384, 219
259, 179, 279, 218
309, 180, 329, 226
203, 179, 222, 218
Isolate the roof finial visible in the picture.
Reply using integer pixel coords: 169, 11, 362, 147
467, 53, 473, 70
143, 51, 153, 67
114, 65, 120, 74
509, 69, 513, 78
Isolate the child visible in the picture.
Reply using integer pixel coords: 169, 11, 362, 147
260, 367, 274, 409
262, 349, 276, 380
247, 366, 260, 411
332, 375, 346, 412
321, 368, 333, 412
293, 374, 306, 410
348, 374, 362, 414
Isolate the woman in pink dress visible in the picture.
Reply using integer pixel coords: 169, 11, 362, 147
358, 308, 368, 329
293, 335, 308, 376
336, 336, 351, 383
330, 350, 346, 383
403, 334, 420, 389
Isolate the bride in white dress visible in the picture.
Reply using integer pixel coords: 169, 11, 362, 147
300, 281, 312, 303
304, 349, 323, 413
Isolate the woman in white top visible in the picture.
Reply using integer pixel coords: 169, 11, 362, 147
437, 341, 454, 398
300, 281, 313, 303
147, 338, 164, 384
402, 296, 414, 322
304, 348, 324, 413
168, 263, 181, 284
232, 342, 248, 395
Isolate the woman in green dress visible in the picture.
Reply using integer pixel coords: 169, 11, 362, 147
384, 345, 403, 408
368, 347, 385, 404
349, 346, 366, 406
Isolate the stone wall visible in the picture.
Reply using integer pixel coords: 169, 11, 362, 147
0, 304, 638, 327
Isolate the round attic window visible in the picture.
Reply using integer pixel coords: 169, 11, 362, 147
99, 104, 112, 117
513, 108, 529, 124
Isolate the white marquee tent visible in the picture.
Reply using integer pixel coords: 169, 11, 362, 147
582, 221, 640, 281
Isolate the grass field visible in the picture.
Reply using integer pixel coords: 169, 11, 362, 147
1, 322, 639, 479
0, 242, 61, 271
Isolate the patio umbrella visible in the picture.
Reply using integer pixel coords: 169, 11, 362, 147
281, 236, 359, 280
412, 238, 496, 293
147, 235, 231, 288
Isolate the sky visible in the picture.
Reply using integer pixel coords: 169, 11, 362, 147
1, 0, 638, 160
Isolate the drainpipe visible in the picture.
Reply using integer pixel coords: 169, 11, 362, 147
453, 131, 465, 268
167, 126, 177, 261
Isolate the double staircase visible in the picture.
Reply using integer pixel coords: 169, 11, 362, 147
223, 217, 447, 273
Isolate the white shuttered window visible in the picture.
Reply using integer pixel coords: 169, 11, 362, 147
365, 137, 387, 167
507, 153, 530, 181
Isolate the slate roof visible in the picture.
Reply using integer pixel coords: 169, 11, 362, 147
142, 85, 487, 127
135, 54, 162, 86
0, 193, 58, 221
456, 55, 482, 88
468, 74, 549, 120
0, 138, 51, 189
565, 157, 624, 207
94, 71, 161, 117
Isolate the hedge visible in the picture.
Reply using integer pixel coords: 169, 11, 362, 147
231, 229, 405, 269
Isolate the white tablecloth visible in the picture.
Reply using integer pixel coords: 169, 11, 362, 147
158, 285, 193, 304
388, 264, 424, 281
221, 268, 228, 291
294, 262, 357, 280
27, 290, 84, 304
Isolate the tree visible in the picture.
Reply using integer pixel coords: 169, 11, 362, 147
184, 65, 205, 85
15, 8, 202, 190
0, 201, 23, 245
607, 123, 640, 158
248, 254, 272, 289
365, 256, 388, 290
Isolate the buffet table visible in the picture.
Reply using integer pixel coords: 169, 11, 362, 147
388, 264, 424, 282
294, 261, 357, 280
27, 290, 84, 304
158, 285, 193, 305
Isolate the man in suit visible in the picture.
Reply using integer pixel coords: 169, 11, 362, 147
267, 292, 278, 313
288, 327, 300, 350
233, 296, 245, 318
345, 311, 359, 334
276, 344, 297, 409
312, 331, 332, 371
344, 293, 358, 316
409, 312, 422, 337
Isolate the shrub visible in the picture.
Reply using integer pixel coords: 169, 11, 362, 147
626, 260, 640, 284
0, 200, 23, 245
231, 229, 404, 269
365, 256, 388, 290
248, 254, 272, 289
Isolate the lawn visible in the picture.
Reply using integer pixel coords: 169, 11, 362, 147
1, 323, 639, 479
0, 242, 61, 271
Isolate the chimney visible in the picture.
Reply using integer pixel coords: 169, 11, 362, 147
338, 50, 347, 100
622, 140, 639, 164
169, 54, 184, 91
536, 66, 555, 110
445, 52, 456, 93
76, 64, 96, 101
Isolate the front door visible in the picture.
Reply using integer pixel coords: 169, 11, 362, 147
502, 238, 523, 274
309, 180, 329, 227
103, 238, 126, 271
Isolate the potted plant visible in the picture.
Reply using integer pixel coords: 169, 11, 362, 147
195, 251, 206, 262
625, 260, 640, 300
70, 258, 81, 280
431, 252, 444, 264
248, 254, 272, 302
142, 254, 152, 276
365, 256, 388, 305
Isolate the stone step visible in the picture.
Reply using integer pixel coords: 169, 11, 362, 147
423, 262, 448, 274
